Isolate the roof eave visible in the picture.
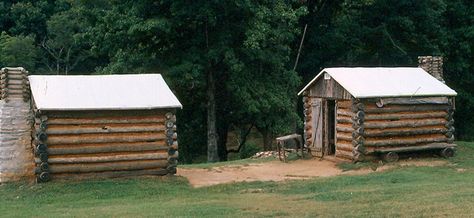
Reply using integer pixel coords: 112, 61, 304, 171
297, 69, 326, 96
354, 93, 458, 99
36, 105, 183, 111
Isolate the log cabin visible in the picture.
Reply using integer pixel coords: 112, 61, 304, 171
28, 74, 182, 182
298, 57, 457, 162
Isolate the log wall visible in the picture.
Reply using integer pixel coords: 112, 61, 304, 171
335, 100, 356, 160
32, 110, 178, 182
336, 97, 455, 162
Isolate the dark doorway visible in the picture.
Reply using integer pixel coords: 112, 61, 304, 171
326, 100, 336, 155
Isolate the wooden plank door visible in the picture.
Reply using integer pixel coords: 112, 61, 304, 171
310, 98, 324, 157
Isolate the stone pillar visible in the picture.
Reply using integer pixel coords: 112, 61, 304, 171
0, 67, 34, 182
418, 56, 445, 83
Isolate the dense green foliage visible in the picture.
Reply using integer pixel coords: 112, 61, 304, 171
0, 0, 473, 162
1, 141, 473, 216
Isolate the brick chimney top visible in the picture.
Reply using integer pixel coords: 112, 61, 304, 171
418, 56, 445, 83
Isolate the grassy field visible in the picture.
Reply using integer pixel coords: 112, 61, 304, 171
1, 142, 473, 217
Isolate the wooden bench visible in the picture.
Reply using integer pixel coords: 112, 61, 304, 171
276, 134, 305, 162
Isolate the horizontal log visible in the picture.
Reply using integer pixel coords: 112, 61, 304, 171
337, 100, 352, 109
1, 69, 26, 74
6, 84, 26, 90
51, 168, 169, 180
47, 142, 168, 155
47, 133, 166, 145
364, 119, 446, 129
47, 117, 166, 125
336, 125, 353, 133
36, 151, 168, 164
4, 89, 25, 94
46, 110, 168, 118
364, 105, 451, 114
336, 142, 353, 152
364, 127, 448, 137
7, 79, 24, 85
337, 109, 353, 117
365, 111, 447, 121
46, 124, 165, 135
336, 132, 352, 141
276, 133, 302, 141
336, 117, 352, 124
363, 97, 450, 106
365, 136, 449, 147
335, 150, 353, 160
6, 74, 26, 79
366, 143, 456, 153
48, 160, 168, 173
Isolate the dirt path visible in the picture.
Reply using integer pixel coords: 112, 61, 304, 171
178, 158, 447, 187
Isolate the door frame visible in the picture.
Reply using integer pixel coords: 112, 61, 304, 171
309, 98, 337, 157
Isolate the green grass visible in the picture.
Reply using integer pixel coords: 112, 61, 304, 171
1, 142, 474, 217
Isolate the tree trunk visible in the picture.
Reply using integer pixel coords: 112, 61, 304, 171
207, 68, 219, 162
217, 122, 229, 161
261, 128, 273, 151
205, 19, 219, 162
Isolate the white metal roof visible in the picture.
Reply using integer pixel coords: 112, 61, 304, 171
298, 67, 457, 98
29, 74, 182, 111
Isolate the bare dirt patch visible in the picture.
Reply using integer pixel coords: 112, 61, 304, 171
178, 158, 447, 187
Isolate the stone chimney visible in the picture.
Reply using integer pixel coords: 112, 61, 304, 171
0, 67, 34, 182
418, 56, 445, 83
